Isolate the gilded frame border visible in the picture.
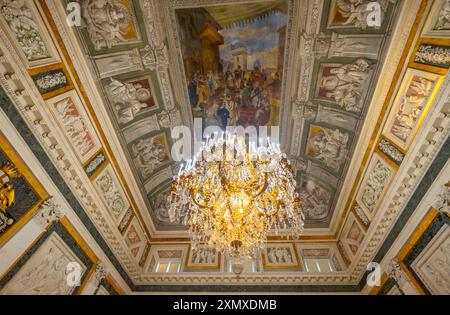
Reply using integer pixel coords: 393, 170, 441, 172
0, 131, 49, 246
0, 217, 97, 295
184, 244, 222, 271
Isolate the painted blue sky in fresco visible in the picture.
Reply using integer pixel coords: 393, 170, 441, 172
219, 12, 287, 62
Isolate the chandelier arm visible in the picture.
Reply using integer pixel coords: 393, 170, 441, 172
245, 173, 268, 198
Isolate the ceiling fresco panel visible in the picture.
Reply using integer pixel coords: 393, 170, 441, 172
175, 0, 288, 129
79, 0, 145, 54
3, 0, 449, 291
290, 0, 401, 227
67, 0, 404, 232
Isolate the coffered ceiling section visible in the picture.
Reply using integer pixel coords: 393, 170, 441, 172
69, 0, 402, 232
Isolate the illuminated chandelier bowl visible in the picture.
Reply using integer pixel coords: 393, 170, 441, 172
169, 133, 304, 259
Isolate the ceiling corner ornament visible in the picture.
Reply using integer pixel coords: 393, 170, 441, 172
0, 161, 21, 213
81, 0, 134, 50
386, 258, 411, 288
33, 197, 63, 229
169, 133, 304, 271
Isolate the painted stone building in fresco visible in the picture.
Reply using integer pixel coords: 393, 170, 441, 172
176, 2, 288, 128
176, 9, 224, 81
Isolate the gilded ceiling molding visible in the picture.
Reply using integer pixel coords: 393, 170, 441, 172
350, 75, 450, 281
39, 0, 157, 240
0, 40, 142, 281
386, 259, 418, 295
330, 0, 429, 233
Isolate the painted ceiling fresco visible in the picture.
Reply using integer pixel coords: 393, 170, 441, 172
1, 0, 449, 292
68, 0, 404, 232
290, 0, 399, 227
176, 1, 287, 128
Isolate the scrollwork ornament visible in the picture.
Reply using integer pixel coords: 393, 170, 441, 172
33, 197, 63, 229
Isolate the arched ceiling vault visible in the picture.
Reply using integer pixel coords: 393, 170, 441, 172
0, 0, 448, 291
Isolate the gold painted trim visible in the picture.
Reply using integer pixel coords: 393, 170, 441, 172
27, 62, 74, 100
119, 211, 135, 236
37, 0, 152, 239
396, 208, 440, 295
336, 240, 351, 268
0, 131, 49, 246
84, 149, 109, 180
399, 261, 426, 295
336, 0, 431, 235
139, 242, 151, 267
59, 217, 98, 294
350, 201, 369, 233
379, 135, 407, 155
409, 37, 450, 75
105, 274, 125, 295
369, 273, 390, 295
0, 217, 97, 295
0, 222, 48, 285
374, 147, 401, 170
382, 73, 444, 152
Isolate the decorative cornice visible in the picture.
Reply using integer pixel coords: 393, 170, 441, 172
0, 23, 141, 282
350, 75, 450, 281
136, 272, 352, 286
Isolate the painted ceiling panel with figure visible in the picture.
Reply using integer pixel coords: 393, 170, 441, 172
0, 0, 449, 294
177, 0, 288, 129
288, 0, 401, 227
63, 0, 405, 232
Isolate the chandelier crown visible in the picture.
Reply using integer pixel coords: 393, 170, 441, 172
169, 132, 304, 260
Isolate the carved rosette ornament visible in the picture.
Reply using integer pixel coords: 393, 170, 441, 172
33, 198, 63, 229
0, 162, 21, 213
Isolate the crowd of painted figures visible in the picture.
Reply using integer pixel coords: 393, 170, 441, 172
187, 64, 282, 128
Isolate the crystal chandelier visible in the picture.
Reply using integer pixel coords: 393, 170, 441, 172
169, 132, 304, 262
